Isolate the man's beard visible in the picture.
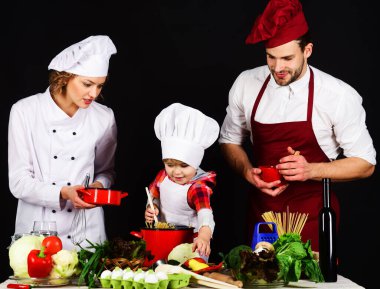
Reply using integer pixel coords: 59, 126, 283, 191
271, 59, 305, 86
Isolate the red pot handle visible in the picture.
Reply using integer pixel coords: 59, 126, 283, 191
120, 192, 128, 199
130, 231, 142, 239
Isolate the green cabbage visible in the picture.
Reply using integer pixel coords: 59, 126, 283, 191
167, 243, 200, 264
9, 235, 44, 278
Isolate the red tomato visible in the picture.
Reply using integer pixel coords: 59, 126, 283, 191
42, 236, 63, 254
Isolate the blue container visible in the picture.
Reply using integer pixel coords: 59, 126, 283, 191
251, 222, 279, 249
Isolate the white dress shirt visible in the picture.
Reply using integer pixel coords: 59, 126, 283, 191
8, 88, 117, 250
219, 65, 376, 165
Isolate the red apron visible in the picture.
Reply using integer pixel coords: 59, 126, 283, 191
248, 68, 340, 251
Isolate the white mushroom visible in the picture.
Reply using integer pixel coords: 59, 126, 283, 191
254, 241, 275, 253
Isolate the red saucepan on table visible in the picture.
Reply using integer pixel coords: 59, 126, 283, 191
131, 226, 195, 267
77, 188, 128, 206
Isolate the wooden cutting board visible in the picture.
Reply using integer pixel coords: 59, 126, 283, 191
191, 279, 241, 289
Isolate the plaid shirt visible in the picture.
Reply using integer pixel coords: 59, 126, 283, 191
149, 169, 216, 211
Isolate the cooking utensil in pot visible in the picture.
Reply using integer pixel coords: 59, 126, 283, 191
145, 187, 158, 224
131, 226, 195, 267
78, 188, 128, 205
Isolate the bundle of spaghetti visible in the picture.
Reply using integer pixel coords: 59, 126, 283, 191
145, 221, 175, 229
261, 208, 309, 236
154, 221, 175, 229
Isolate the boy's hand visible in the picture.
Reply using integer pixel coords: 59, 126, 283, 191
193, 226, 212, 257
145, 206, 159, 222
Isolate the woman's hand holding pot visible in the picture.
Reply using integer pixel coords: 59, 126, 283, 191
88, 180, 104, 188
60, 185, 96, 209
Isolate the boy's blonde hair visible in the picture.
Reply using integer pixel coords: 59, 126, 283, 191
163, 158, 188, 166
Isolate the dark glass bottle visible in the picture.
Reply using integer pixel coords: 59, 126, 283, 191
319, 178, 337, 282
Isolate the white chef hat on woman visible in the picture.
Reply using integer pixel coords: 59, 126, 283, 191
154, 103, 220, 169
48, 35, 117, 77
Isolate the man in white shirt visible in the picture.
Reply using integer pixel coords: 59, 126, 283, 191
218, 0, 376, 250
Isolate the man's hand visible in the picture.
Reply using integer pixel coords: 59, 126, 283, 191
244, 167, 288, 197
220, 143, 288, 196
276, 146, 313, 181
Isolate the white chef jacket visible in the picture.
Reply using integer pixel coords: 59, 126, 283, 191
8, 87, 117, 250
219, 65, 376, 165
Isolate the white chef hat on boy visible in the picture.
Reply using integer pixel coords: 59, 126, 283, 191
48, 35, 117, 77
154, 103, 220, 169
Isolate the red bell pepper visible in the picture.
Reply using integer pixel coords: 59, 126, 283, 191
27, 247, 53, 278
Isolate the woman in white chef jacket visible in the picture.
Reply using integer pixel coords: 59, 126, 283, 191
8, 35, 118, 250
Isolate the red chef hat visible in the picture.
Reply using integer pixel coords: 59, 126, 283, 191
245, 0, 308, 48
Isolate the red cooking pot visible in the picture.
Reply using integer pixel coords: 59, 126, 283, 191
131, 226, 195, 267
78, 188, 128, 206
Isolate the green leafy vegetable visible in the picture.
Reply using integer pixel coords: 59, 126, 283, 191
222, 245, 278, 283
221, 233, 324, 285
273, 233, 324, 283
77, 240, 111, 289
108, 237, 146, 260
222, 244, 252, 272
77, 237, 148, 289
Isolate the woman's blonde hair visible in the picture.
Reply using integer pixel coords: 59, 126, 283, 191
48, 70, 108, 99
48, 70, 75, 97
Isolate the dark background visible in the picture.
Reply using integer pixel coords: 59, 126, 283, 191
1, 0, 378, 288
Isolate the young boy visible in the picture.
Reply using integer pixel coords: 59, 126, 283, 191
145, 103, 220, 257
